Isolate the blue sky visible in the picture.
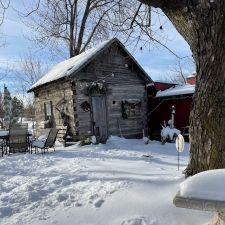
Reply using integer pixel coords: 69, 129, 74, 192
0, 3, 194, 96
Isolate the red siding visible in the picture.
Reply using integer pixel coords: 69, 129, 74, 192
154, 82, 176, 91
149, 96, 192, 139
186, 77, 196, 85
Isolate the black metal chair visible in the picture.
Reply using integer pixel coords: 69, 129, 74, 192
0, 139, 8, 156
31, 128, 59, 154
0, 140, 4, 157
0, 130, 9, 156
8, 127, 28, 153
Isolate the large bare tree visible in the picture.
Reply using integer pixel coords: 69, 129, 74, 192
138, 0, 225, 176
22, 0, 121, 57
22, 0, 160, 58
0, 0, 10, 25
161, 58, 195, 84
17, 51, 48, 90
14, 51, 48, 105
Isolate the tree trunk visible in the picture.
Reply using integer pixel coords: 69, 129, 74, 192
170, 1, 225, 176
138, 0, 225, 176
186, 9, 225, 175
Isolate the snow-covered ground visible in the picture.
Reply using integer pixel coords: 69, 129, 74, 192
0, 136, 211, 225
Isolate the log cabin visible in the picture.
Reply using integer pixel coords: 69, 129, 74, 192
28, 38, 152, 143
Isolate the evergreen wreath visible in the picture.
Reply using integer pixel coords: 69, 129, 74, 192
88, 82, 106, 95
80, 101, 91, 112
121, 100, 142, 119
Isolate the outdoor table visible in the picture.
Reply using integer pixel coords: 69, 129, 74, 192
0, 130, 33, 154
0, 130, 9, 138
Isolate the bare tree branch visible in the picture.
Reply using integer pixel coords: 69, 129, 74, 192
24, 0, 41, 17
137, 0, 188, 10
0, 0, 10, 25
21, 0, 123, 58
130, 3, 142, 28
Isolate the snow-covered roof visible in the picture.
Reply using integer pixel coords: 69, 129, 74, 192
187, 73, 196, 78
28, 38, 151, 92
156, 84, 195, 98
146, 83, 154, 87
154, 80, 178, 85
180, 169, 225, 201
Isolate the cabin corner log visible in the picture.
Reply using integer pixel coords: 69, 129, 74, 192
173, 191, 225, 225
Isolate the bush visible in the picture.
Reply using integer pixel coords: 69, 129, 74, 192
79, 136, 91, 146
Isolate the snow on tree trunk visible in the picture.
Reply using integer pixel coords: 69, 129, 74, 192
3, 86, 12, 128
138, 0, 225, 176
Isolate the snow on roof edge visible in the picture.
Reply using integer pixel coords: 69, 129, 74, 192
187, 73, 196, 78
28, 38, 117, 92
154, 80, 178, 85
155, 84, 195, 98
28, 38, 152, 92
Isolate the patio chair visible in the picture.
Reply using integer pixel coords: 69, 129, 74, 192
0, 140, 4, 157
8, 127, 28, 153
31, 128, 59, 154
0, 130, 9, 156
0, 139, 8, 156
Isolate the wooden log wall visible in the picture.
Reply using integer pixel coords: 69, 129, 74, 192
72, 43, 148, 139
33, 42, 149, 141
72, 80, 92, 138
34, 79, 76, 139
107, 84, 146, 138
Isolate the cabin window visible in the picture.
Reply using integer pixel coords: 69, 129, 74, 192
44, 101, 52, 120
121, 100, 142, 119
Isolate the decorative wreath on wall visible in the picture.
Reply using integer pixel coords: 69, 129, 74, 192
121, 100, 142, 119
88, 82, 107, 95
80, 101, 91, 112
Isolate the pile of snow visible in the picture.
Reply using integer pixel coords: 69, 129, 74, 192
0, 136, 210, 225
161, 126, 181, 140
180, 169, 225, 201
156, 84, 195, 97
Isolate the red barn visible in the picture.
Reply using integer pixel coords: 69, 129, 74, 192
147, 75, 196, 140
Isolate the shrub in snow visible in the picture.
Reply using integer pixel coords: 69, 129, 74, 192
143, 136, 149, 144
161, 126, 180, 144
80, 136, 91, 146
91, 136, 97, 144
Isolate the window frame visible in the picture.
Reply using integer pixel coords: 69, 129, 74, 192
44, 101, 53, 121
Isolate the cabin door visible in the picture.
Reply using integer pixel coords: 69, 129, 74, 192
91, 95, 108, 142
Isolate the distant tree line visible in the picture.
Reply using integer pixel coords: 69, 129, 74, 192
0, 86, 34, 128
